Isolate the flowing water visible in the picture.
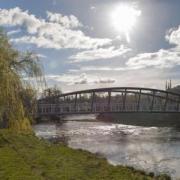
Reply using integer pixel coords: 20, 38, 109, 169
34, 115, 180, 179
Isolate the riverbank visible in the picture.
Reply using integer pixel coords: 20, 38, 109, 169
0, 130, 170, 180
97, 113, 180, 127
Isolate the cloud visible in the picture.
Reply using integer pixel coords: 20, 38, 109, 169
73, 73, 88, 84
7, 29, 21, 36
37, 54, 47, 59
126, 49, 180, 69
0, 7, 112, 50
45, 73, 116, 85
10, 32, 111, 50
166, 26, 180, 46
46, 11, 82, 28
90, 6, 96, 10
94, 79, 115, 84
45, 68, 172, 93
73, 73, 116, 84
69, 45, 131, 62
0, 7, 42, 34
69, 66, 126, 72
125, 25, 180, 70
67, 24, 180, 76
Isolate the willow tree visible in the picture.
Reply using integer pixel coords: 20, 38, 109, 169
0, 29, 43, 131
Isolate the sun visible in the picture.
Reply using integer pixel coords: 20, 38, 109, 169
111, 4, 141, 42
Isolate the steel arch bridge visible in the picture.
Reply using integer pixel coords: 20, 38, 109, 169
37, 87, 180, 117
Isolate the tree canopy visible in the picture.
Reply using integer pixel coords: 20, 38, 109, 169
41, 85, 62, 98
0, 29, 43, 131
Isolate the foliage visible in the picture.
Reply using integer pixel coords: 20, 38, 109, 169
42, 85, 62, 98
0, 130, 171, 180
0, 29, 43, 131
19, 86, 37, 124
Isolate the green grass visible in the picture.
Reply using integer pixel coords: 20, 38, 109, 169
0, 130, 171, 180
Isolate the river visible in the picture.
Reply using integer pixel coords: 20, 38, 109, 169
34, 115, 180, 179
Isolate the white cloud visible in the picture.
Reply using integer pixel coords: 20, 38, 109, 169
45, 73, 116, 85
0, 7, 112, 50
0, 7, 42, 34
68, 24, 180, 77
69, 66, 125, 72
126, 49, 180, 69
7, 29, 21, 35
166, 26, 180, 46
69, 45, 131, 62
46, 11, 82, 28
37, 54, 47, 59
11, 32, 111, 50
73, 73, 88, 84
73, 73, 116, 84
94, 79, 115, 84
45, 67, 172, 93
90, 6, 96, 10
125, 25, 180, 70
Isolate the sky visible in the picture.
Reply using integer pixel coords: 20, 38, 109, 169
0, 0, 180, 92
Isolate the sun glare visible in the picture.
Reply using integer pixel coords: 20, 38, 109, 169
111, 4, 141, 42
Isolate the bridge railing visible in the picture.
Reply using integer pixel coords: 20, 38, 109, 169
37, 102, 180, 115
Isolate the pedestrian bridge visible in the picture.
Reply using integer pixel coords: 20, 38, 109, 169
37, 87, 180, 117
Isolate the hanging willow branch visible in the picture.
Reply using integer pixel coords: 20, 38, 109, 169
0, 28, 45, 131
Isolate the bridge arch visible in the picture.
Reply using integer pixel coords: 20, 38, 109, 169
37, 87, 180, 116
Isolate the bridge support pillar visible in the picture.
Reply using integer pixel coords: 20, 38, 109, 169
74, 93, 77, 113
150, 91, 155, 111
164, 92, 168, 112
108, 91, 111, 111
91, 92, 95, 112
137, 89, 141, 111
177, 96, 180, 111
123, 89, 127, 111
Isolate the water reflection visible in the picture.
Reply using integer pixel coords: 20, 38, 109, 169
34, 120, 180, 179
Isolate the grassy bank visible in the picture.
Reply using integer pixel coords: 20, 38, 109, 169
0, 130, 170, 180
